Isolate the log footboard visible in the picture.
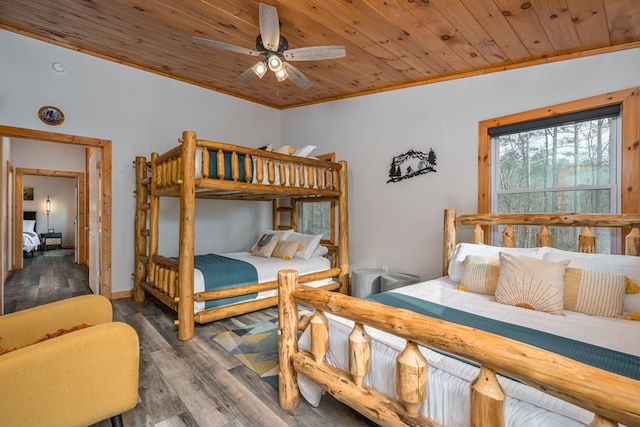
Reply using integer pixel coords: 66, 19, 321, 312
277, 270, 640, 427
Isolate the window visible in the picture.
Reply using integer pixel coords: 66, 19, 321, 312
298, 153, 336, 244
478, 88, 639, 251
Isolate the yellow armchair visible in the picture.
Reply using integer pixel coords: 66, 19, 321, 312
0, 295, 139, 427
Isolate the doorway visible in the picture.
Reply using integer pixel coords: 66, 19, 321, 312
0, 126, 112, 300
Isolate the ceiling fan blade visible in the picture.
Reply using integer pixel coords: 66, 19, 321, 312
235, 66, 257, 83
284, 46, 346, 61
192, 37, 259, 56
259, 3, 280, 52
283, 62, 312, 90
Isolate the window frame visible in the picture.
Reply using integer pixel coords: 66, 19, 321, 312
297, 152, 336, 245
478, 88, 639, 248
479, 88, 639, 215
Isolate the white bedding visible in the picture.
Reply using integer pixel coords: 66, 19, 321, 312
298, 278, 640, 427
23, 231, 40, 253
193, 252, 331, 313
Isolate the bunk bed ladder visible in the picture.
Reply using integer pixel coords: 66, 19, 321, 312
133, 156, 151, 302
273, 198, 296, 231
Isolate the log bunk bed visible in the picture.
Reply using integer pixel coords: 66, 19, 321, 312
278, 209, 640, 427
133, 130, 349, 340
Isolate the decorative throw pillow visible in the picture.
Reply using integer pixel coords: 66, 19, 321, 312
252, 234, 280, 257
272, 240, 302, 260
563, 267, 626, 317
249, 229, 293, 252
495, 253, 569, 315
460, 255, 500, 295
448, 243, 540, 283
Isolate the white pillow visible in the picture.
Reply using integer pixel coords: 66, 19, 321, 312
250, 229, 293, 252
448, 243, 540, 283
287, 232, 322, 260
539, 247, 640, 283
293, 145, 317, 158
312, 244, 329, 258
23, 220, 36, 233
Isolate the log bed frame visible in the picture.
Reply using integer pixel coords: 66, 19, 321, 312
278, 208, 640, 427
133, 130, 349, 340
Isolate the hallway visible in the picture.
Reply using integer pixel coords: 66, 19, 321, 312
4, 249, 90, 314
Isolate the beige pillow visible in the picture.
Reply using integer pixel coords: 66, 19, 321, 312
271, 240, 302, 260
460, 255, 500, 294
252, 234, 280, 257
564, 267, 626, 317
495, 253, 569, 315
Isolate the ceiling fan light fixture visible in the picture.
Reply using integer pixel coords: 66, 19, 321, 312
275, 68, 289, 82
268, 55, 283, 72
252, 61, 268, 78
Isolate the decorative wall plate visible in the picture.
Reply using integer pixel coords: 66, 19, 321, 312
38, 105, 64, 126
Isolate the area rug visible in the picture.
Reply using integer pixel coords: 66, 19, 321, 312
211, 318, 280, 389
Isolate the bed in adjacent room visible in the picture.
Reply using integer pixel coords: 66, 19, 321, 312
22, 211, 39, 257
133, 130, 349, 340
277, 209, 640, 427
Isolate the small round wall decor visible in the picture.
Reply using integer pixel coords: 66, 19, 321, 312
38, 105, 65, 126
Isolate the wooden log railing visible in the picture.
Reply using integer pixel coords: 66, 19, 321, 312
149, 132, 343, 194
443, 209, 640, 276
277, 270, 640, 427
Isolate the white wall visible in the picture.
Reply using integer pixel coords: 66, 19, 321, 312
0, 29, 281, 293
282, 48, 640, 280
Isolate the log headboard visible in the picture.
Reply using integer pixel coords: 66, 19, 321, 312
443, 208, 640, 276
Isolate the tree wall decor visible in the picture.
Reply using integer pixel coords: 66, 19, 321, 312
387, 149, 437, 183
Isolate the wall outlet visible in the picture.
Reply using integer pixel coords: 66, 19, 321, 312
382, 265, 388, 272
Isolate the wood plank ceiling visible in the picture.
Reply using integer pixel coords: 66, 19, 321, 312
1, 1, 639, 109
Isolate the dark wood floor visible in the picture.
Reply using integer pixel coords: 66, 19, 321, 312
4, 250, 377, 427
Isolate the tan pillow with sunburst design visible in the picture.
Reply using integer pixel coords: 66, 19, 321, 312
495, 253, 569, 315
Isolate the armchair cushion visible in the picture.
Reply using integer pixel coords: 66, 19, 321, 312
0, 295, 139, 427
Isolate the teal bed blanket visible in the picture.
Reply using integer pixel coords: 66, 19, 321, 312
368, 292, 640, 380
194, 254, 259, 309
209, 152, 252, 182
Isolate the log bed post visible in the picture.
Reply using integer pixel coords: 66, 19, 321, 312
338, 160, 349, 294
470, 366, 505, 427
133, 156, 148, 303
148, 152, 160, 288
278, 269, 300, 410
443, 208, 456, 276
177, 130, 196, 340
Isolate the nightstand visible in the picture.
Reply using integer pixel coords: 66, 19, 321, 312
41, 232, 62, 250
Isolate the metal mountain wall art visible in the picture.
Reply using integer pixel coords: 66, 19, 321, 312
387, 149, 437, 183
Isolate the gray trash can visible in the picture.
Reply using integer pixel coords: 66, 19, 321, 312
380, 273, 421, 292
351, 269, 384, 298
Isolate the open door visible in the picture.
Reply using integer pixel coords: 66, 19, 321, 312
88, 148, 101, 294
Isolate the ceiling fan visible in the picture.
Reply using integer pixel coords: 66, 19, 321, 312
192, 3, 346, 90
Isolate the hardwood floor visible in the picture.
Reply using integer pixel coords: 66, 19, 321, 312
4, 250, 378, 427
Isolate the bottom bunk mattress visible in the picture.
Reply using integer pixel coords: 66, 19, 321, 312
297, 278, 640, 427
193, 252, 331, 313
